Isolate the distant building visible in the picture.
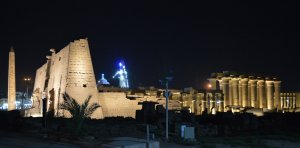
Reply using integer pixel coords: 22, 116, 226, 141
280, 91, 300, 112
0, 92, 32, 110
178, 72, 300, 116
181, 87, 223, 115
98, 86, 182, 118
206, 71, 286, 113
97, 74, 110, 85
25, 38, 300, 119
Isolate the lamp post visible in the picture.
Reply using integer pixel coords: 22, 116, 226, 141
24, 77, 31, 98
23, 77, 31, 109
159, 76, 172, 141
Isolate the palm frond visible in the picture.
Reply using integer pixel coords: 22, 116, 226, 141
60, 93, 81, 118
84, 103, 100, 117
60, 93, 100, 118
59, 93, 101, 135
80, 95, 92, 117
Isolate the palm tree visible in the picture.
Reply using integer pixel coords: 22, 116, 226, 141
59, 93, 100, 135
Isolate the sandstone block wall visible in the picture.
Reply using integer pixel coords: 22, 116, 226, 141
99, 92, 141, 118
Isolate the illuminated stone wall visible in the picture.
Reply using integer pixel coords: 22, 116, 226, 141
46, 46, 69, 117
64, 39, 103, 118
98, 90, 182, 118
26, 39, 103, 119
26, 63, 47, 117
33, 64, 47, 94
99, 92, 141, 118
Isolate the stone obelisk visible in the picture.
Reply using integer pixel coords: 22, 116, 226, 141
8, 46, 16, 111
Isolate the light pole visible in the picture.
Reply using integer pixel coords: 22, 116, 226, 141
160, 76, 172, 141
24, 78, 31, 98
23, 77, 31, 109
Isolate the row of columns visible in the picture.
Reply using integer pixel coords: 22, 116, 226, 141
218, 77, 281, 110
281, 93, 297, 109
197, 92, 223, 114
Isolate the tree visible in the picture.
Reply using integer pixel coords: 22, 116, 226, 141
59, 93, 100, 135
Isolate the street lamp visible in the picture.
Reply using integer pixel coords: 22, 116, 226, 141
24, 77, 31, 98
159, 76, 173, 141
23, 77, 31, 109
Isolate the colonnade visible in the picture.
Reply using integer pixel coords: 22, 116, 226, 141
210, 77, 281, 110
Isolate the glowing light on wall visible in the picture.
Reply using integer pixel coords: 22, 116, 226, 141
113, 60, 129, 88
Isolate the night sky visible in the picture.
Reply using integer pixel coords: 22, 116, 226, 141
0, 1, 299, 94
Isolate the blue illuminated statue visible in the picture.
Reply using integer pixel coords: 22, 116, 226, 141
113, 61, 129, 88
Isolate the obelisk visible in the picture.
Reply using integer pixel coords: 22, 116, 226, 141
8, 46, 16, 111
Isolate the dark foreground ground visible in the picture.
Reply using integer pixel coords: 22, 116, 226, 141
1, 131, 300, 148
1, 110, 300, 147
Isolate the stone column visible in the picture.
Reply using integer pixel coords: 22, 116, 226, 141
257, 86, 260, 107
206, 93, 211, 114
283, 93, 289, 108
190, 99, 195, 113
248, 81, 251, 107
214, 93, 222, 113
229, 79, 233, 106
219, 93, 224, 112
297, 93, 300, 109
274, 81, 281, 110
201, 92, 206, 114
249, 80, 257, 108
239, 80, 243, 106
241, 78, 248, 107
8, 47, 16, 111
293, 93, 296, 109
194, 94, 200, 115
208, 78, 218, 90
290, 93, 293, 109
221, 77, 230, 110
218, 79, 223, 90
289, 94, 292, 109
280, 93, 284, 109
257, 80, 265, 109
232, 78, 239, 106
288, 94, 291, 109
211, 93, 216, 113
266, 80, 274, 110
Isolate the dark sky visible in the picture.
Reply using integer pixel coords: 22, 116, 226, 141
0, 0, 299, 94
